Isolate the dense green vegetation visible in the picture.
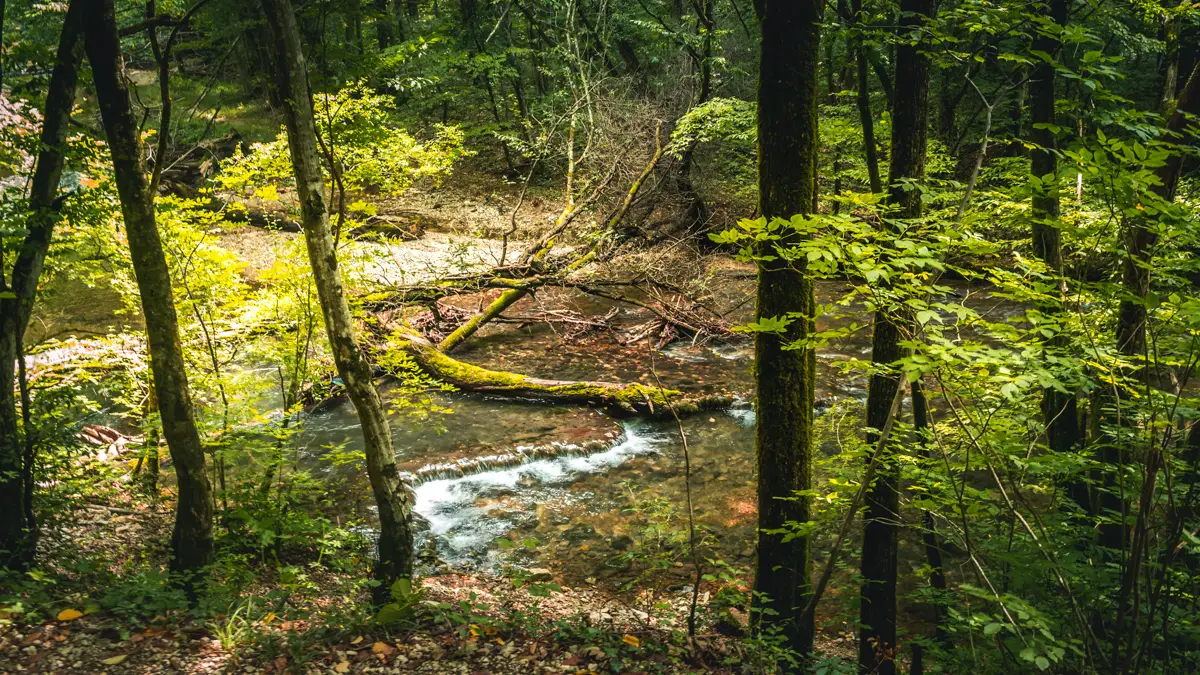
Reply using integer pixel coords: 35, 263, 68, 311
1, 0, 1199, 673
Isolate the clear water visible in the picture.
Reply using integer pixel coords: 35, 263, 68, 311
286, 280, 1018, 580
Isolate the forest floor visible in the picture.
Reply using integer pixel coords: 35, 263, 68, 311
0, 485, 781, 674
3, 167, 865, 673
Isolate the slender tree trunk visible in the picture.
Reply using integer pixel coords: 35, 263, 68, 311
938, 67, 958, 143
912, 381, 948, 647
868, 47, 894, 110
260, 0, 414, 604
143, 385, 161, 498
752, 0, 820, 658
858, 0, 934, 672
851, 0, 881, 193
1099, 61, 1200, 556
0, 0, 6, 92
0, 2, 84, 571
82, 0, 214, 579
375, 0, 395, 48
1029, 0, 1086, 512
676, 0, 714, 236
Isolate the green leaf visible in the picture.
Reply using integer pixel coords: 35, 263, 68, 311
390, 577, 413, 601
984, 622, 1003, 636
738, 315, 791, 334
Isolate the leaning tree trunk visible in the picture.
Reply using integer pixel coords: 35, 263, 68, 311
752, 0, 821, 657
0, 1, 84, 571
858, 0, 935, 672
1029, 0, 1087, 512
82, 0, 213, 577
260, 0, 414, 603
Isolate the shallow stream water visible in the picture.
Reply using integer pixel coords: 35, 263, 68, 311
296, 279, 1019, 583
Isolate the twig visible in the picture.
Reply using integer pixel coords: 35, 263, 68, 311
798, 380, 905, 628
648, 343, 702, 638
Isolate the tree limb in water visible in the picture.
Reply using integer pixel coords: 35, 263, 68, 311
437, 124, 666, 353
391, 331, 733, 417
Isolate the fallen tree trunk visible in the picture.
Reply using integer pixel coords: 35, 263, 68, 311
392, 331, 733, 417
201, 199, 428, 241
200, 198, 302, 231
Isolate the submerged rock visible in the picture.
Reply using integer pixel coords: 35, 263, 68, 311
562, 523, 597, 544
609, 534, 634, 551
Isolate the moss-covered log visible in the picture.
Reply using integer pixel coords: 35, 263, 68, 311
394, 332, 733, 417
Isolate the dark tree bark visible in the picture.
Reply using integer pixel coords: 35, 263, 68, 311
259, 0, 415, 604
1099, 61, 1200, 555
0, 0, 6, 92
850, 0, 881, 193
0, 1, 84, 571
751, 0, 820, 658
1102, 64, 1200, 664
375, 0, 395, 48
676, 0, 714, 237
82, 0, 214, 578
912, 381, 948, 646
1029, 0, 1086, 512
868, 47, 894, 110
858, 0, 935, 672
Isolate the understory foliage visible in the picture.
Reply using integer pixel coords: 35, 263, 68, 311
2, 0, 1200, 674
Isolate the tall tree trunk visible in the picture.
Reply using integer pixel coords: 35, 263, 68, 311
82, 0, 214, 578
858, 0, 934, 672
1099, 61, 1200, 556
676, 0, 714, 236
868, 48, 894, 110
1029, 0, 1086, 511
375, 0, 395, 48
912, 381, 948, 646
752, 0, 820, 657
938, 67, 958, 143
1104, 64, 1200, 665
0, 1, 84, 571
0, 0, 6, 92
260, 0, 414, 604
850, 0, 881, 193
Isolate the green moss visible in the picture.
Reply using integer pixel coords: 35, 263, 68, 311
389, 329, 722, 417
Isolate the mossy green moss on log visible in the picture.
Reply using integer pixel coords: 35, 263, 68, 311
394, 331, 733, 417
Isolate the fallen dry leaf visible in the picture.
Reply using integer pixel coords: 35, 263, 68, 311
55, 609, 83, 622
101, 654, 127, 665
622, 634, 640, 648
350, 635, 363, 645
334, 660, 351, 673
371, 641, 394, 655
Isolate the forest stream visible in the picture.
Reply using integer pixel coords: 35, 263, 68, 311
31, 224, 1020, 588
288, 265, 1020, 585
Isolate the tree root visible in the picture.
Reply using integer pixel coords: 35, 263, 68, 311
388, 331, 733, 418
